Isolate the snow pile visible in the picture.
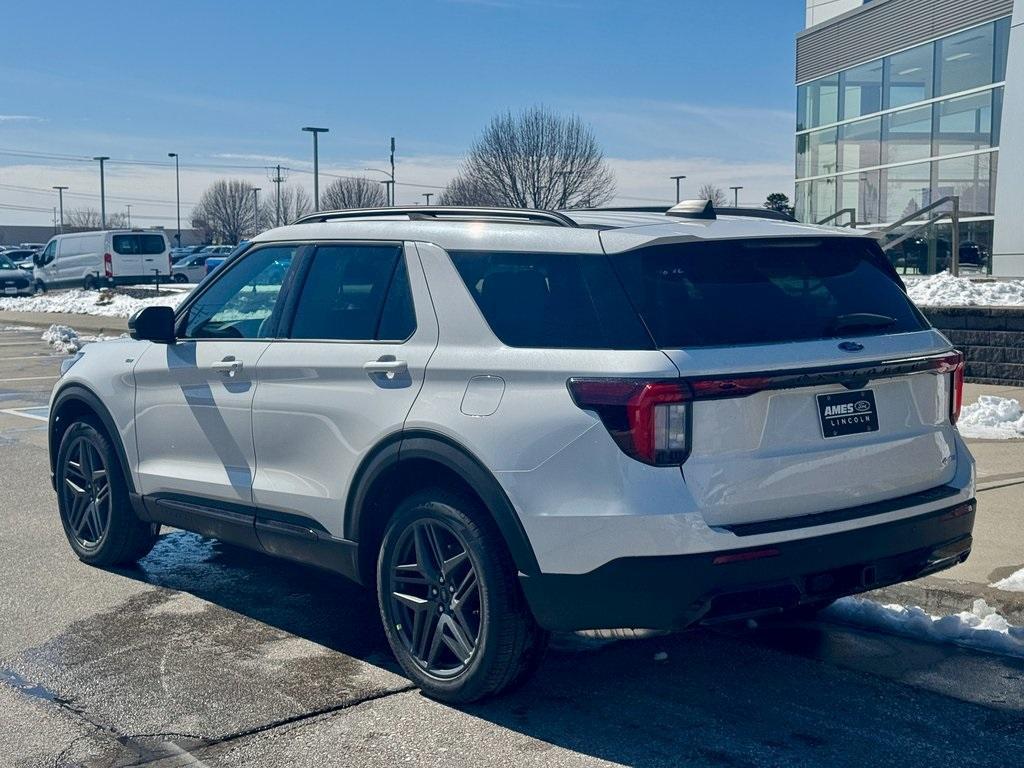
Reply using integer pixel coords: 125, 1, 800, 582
906, 272, 1024, 307
42, 324, 126, 354
992, 568, 1024, 592
0, 288, 185, 318
957, 396, 1024, 439
825, 597, 1024, 658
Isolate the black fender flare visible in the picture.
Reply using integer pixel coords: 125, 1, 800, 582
345, 430, 541, 577
49, 383, 136, 494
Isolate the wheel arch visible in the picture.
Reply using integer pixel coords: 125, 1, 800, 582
49, 384, 136, 494
346, 430, 540, 585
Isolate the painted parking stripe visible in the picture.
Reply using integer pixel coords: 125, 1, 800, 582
0, 375, 59, 382
0, 407, 50, 422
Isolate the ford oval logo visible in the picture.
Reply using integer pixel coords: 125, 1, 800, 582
838, 341, 864, 352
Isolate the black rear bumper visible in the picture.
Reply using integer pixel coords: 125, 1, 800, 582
519, 499, 975, 631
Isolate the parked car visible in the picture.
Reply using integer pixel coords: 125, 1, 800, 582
1, 249, 41, 269
33, 230, 172, 291
958, 241, 990, 271
48, 203, 975, 702
170, 253, 210, 283
203, 242, 248, 277
0, 253, 35, 295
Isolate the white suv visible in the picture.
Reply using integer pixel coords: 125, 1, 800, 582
49, 204, 976, 702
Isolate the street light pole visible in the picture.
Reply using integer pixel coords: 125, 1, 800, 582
422, 193, 432, 205
670, 175, 687, 204
252, 187, 261, 234
126, 204, 132, 228
389, 137, 396, 206
52, 186, 68, 233
730, 186, 744, 207
93, 157, 110, 228
302, 127, 329, 211
168, 153, 181, 247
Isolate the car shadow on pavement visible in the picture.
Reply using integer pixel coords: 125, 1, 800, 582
95, 529, 1024, 767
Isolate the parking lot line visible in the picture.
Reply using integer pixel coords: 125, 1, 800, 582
0, 375, 59, 382
1, 407, 50, 422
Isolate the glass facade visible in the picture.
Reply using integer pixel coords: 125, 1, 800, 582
795, 16, 1011, 273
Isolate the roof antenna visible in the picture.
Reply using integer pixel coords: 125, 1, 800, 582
666, 199, 717, 220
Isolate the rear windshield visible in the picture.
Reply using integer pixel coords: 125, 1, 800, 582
448, 251, 652, 349
113, 234, 166, 255
611, 237, 926, 348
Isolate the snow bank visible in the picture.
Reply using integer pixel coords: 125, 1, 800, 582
906, 272, 1024, 307
0, 288, 185, 318
825, 597, 1024, 658
42, 324, 125, 354
957, 396, 1024, 439
992, 568, 1024, 592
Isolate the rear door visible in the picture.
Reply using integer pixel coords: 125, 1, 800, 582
250, 241, 437, 547
605, 234, 960, 527
110, 233, 144, 277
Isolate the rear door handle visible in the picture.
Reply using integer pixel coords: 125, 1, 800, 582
211, 356, 243, 376
363, 357, 408, 376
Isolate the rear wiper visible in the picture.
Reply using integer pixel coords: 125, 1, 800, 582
828, 313, 897, 334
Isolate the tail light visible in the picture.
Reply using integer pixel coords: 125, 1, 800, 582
950, 355, 965, 425
567, 379, 691, 466
103, 252, 113, 277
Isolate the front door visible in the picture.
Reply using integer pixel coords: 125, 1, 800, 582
134, 244, 300, 506
251, 242, 437, 547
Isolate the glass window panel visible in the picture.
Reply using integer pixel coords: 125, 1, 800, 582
838, 117, 881, 171
884, 162, 933, 222
887, 43, 933, 108
937, 23, 995, 96
800, 74, 840, 129
808, 178, 837, 223
883, 105, 933, 164
934, 92, 993, 156
996, 17, 1011, 82
804, 128, 838, 177
794, 181, 810, 222
841, 60, 884, 119
839, 170, 880, 225
935, 153, 994, 217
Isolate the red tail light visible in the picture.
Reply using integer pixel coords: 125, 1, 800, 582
951, 355, 965, 425
103, 252, 113, 278
567, 379, 691, 466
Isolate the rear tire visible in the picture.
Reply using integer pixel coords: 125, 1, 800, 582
377, 488, 548, 703
56, 418, 159, 566
83, 275, 97, 291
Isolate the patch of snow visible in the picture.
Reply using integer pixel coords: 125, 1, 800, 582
824, 597, 1024, 658
906, 272, 1024, 307
0, 288, 185, 318
957, 396, 1024, 440
992, 568, 1024, 592
42, 324, 126, 354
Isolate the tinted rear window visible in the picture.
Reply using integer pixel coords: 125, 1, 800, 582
448, 251, 652, 349
611, 238, 926, 348
113, 234, 166, 255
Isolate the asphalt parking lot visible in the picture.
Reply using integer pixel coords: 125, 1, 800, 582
1, 323, 1022, 768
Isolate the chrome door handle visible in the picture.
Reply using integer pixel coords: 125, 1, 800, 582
363, 357, 408, 376
211, 357, 243, 376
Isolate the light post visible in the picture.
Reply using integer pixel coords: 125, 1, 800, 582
422, 193, 432, 205
52, 186, 68, 233
93, 157, 110, 228
389, 137, 396, 206
168, 153, 181, 247
302, 126, 329, 211
730, 186, 744, 207
252, 187, 261, 234
670, 175, 686, 204
126, 204, 132, 228
365, 167, 395, 206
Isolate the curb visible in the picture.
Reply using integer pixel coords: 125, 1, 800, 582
868, 576, 1024, 626
0, 310, 128, 335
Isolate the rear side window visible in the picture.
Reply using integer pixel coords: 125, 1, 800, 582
289, 244, 415, 341
448, 251, 651, 349
113, 234, 166, 255
611, 237, 926, 348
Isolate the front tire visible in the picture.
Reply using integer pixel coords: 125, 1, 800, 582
377, 489, 548, 703
56, 418, 159, 566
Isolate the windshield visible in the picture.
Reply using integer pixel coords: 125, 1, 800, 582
610, 237, 927, 348
0, 255, 16, 270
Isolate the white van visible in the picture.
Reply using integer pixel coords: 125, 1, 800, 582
33, 230, 172, 291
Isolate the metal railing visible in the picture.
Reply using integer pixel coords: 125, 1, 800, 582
816, 208, 858, 228
876, 195, 961, 276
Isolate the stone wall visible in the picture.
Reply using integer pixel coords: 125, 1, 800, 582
921, 307, 1024, 386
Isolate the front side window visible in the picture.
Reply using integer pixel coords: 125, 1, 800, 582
113, 234, 166, 255
288, 244, 415, 341
183, 245, 297, 339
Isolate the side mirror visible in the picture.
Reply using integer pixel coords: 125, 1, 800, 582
129, 305, 176, 343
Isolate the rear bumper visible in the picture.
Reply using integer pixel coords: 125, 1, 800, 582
520, 499, 975, 631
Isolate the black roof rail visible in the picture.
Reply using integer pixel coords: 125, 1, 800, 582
564, 204, 797, 223
292, 206, 578, 228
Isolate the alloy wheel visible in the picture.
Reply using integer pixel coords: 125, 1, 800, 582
387, 519, 481, 679
61, 437, 112, 549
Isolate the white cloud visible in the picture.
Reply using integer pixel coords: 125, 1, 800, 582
0, 115, 44, 123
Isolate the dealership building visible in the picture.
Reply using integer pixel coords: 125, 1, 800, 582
796, 0, 1024, 276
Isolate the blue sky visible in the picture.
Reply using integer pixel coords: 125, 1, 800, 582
0, 0, 804, 225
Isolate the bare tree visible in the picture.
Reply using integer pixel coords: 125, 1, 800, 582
261, 185, 313, 227
696, 184, 729, 207
191, 180, 257, 244
320, 176, 388, 210
64, 207, 127, 230
440, 106, 615, 209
